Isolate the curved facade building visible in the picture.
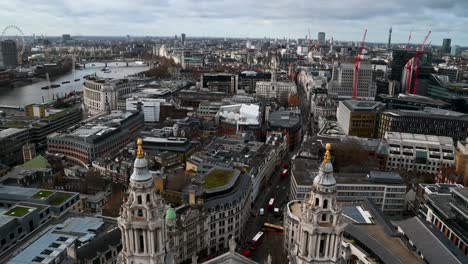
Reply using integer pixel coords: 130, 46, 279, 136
47, 111, 144, 165
83, 76, 135, 115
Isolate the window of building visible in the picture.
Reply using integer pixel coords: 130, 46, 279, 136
323, 199, 328, 209
41, 249, 53, 255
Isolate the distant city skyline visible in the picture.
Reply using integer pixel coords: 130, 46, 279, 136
0, 0, 467, 45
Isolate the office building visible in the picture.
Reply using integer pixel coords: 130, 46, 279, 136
337, 100, 384, 138
384, 132, 456, 174
329, 62, 376, 99
197, 101, 229, 119
268, 109, 302, 150
318, 32, 326, 45
401, 58, 435, 95
62, 34, 71, 43
412, 183, 468, 257
47, 111, 144, 165
378, 107, 468, 141
0, 40, 18, 69
8, 217, 115, 264
437, 67, 461, 82
177, 89, 227, 108
0, 128, 29, 166
451, 45, 462, 56
200, 73, 238, 95
83, 76, 136, 115
442, 38, 452, 54
290, 158, 407, 214
181, 33, 186, 46
336, 171, 407, 214
256, 81, 297, 106
238, 71, 271, 93
285, 144, 347, 263
376, 93, 451, 111
0, 185, 79, 255
126, 97, 167, 122
426, 74, 468, 113
390, 49, 417, 82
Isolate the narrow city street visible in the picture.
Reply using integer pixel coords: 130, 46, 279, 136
238, 81, 312, 262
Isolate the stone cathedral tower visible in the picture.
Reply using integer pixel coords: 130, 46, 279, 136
294, 144, 346, 264
118, 139, 167, 264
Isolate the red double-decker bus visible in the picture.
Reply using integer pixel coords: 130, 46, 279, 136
268, 198, 275, 210
250, 231, 264, 250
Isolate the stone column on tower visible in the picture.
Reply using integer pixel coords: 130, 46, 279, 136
294, 143, 347, 264
118, 138, 168, 264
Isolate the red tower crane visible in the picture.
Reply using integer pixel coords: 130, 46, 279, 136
352, 28, 367, 99
412, 31, 431, 94
406, 32, 412, 49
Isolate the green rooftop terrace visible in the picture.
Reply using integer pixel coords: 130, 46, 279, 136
50, 192, 73, 206
4, 206, 34, 217
32, 190, 54, 199
203, 169, 235, 190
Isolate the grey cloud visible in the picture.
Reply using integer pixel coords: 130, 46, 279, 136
0, 0, 466, 44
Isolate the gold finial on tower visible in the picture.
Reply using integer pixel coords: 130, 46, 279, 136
323, 143, 332, 163
136, 138, 144, 158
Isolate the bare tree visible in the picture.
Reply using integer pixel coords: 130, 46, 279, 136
332, 138, 378, 173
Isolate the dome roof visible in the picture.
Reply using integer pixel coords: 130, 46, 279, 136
166, 207, 176, 220
313, 170, 336, 186
313, 143, 336, 186
130, 157, 152, 182
130, 138, 152, 182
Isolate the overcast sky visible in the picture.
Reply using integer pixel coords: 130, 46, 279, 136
1, 0, 467, 45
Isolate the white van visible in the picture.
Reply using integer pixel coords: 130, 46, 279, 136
259, 208, 264, 216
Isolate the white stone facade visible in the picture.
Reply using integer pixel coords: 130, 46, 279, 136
328, 62, 376, 99
83, 78, 135, 115
126, 97, 166, 122
385, 132, 456, 174
118, 140, 168, 264
256, 81, 297, 106
285, 145, 347, 264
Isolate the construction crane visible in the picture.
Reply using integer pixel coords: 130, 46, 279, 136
406, 32, 412, 49
352, 28, 367, 99
411, 31, 432, 94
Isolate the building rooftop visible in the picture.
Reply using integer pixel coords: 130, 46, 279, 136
341, 100, 385, 111
269, 110, 301, 130
23, 155, 51, 169
217, 104, 261, 126
0, 128, 26, 139
383, 107, 468, 121
335, 172, 404, 185
202, 169, 235, 190
385, 131, 454, 146
8, 217, 106, 264
291, 158, 320, 186
396, 217, 468, 264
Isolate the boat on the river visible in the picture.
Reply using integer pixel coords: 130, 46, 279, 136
41, 84, 60, 90
62, 81, 70, 84
74, 78, 80, 82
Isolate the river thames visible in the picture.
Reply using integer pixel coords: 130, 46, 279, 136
0, 62, 150, 107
